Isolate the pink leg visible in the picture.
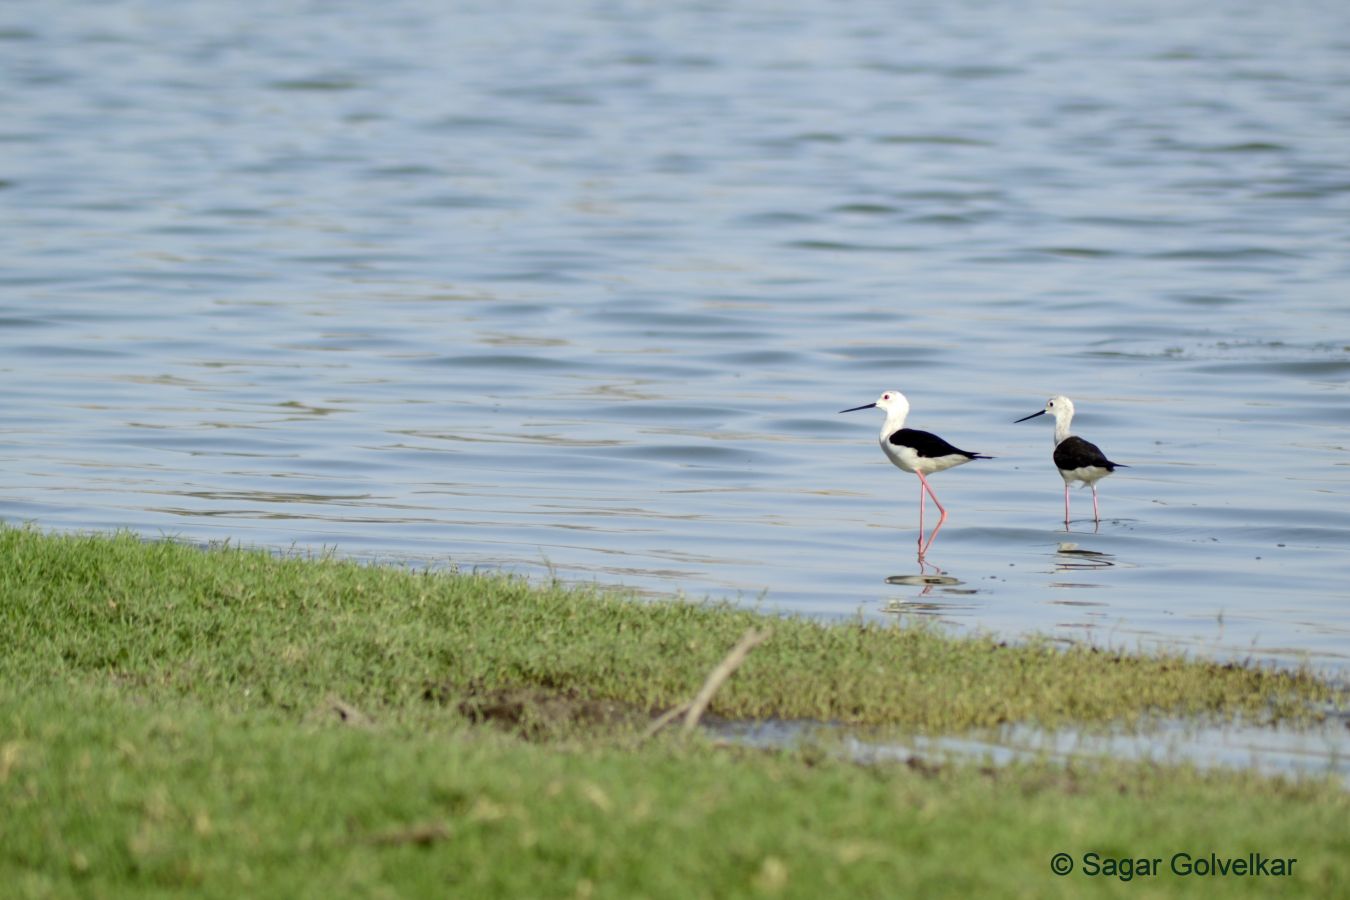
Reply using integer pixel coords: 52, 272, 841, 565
915, 471, 947, 558
1063, 484, 1071, 524
917, 479, 926, 552
1091, 485, 1100, 522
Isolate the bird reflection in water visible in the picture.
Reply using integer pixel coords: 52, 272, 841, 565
883, 558, 973, 613
1053, 541, 1115, 573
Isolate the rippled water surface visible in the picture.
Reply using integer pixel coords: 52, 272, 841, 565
4, 2, 1349, 672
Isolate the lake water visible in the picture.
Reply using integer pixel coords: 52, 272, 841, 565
4, 2, 1349, 676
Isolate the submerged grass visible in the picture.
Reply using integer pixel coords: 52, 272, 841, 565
2, 525, 1347, 897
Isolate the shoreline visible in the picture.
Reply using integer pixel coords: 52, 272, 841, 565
3, 525, 1347, 896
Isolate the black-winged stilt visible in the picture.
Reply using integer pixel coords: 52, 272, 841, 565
840, 390, 991, 558
1015, 395, 1126, 524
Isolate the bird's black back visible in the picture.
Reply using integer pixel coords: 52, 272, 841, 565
889, 428, 989, 460
1054, 435, 1122, 471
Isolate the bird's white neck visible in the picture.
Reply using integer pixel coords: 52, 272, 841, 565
1052, 414, 1072, 446
879, 407, 909, 439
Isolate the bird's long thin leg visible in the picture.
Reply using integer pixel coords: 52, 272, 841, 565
916, 478, 925, 553
1063, 483, 1071, 525
916, 471, 947, 557
1091, 484, 1100, 522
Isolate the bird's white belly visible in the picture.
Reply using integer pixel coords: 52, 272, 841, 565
1059, 465, 1111, 486
882, 441, 966, 475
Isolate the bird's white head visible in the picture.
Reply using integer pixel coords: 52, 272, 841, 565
1044, 395, 1074, 423
875, 390, 909, 415
1014, 394, 1075, 443
839, 390, 909, 425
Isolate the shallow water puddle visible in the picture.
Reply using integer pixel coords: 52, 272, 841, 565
708, 715, 1350, 786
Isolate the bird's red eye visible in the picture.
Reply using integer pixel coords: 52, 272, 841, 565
883, 394, 890, 400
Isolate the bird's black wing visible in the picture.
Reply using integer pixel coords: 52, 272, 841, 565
1054, 435, 1122, 471
888, 428, 989, 460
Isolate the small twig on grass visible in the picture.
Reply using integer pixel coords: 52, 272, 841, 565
642, 627, 772, 740
682, 627, 771, 734
641, 700, 693, 739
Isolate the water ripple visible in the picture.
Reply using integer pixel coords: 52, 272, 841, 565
1, 0, 1348, 678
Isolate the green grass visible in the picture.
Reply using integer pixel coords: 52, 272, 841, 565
3, 689, 1346, 898
0, 527, 1337, 731
1, 525, 1347, 898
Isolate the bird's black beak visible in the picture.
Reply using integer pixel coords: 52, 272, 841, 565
839, 402, 877, 414
1014, 409, 1047, 423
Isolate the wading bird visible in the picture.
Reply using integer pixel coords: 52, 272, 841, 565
840, 390, 991, 557
1015, 395, 1126, 523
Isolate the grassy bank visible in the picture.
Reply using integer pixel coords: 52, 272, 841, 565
0, 527, 1336, 731
1, 526, 1346, 897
